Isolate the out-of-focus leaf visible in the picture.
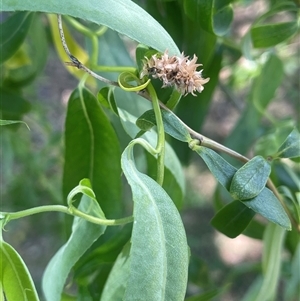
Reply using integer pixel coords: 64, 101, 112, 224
42, 185, 106, 301
194, 146, 236, 190
0, 12, 34, 63
0, 241, 39, 301
274, 128, 300, 159
0, 87, 31, 120
0, 119, 29, 130
243, 188, 291, 230
97, 86, 118, 115
121, 141, 189, 301
3, 0, 180, 56
251, 22, 298, 48
63, 87, 121, 218
225, 54, 284, 155
211, 201, 256, 238
101, 242, 131, 301
251, 223, 286, 301
185, 285, 229, 301
230, 156, 271, 201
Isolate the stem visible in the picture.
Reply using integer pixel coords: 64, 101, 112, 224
147, 83, 165, 185
1, 205, 133, 227
94, 65, 137, 73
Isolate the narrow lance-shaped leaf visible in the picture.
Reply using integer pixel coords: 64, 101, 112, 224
42, 180, 106, 301
2, 0, 180, 56
0, 12, 34, 63
63, 87, 121, 218
230, 156, 271, 201
121, 140, 189, 301
0, 241, 40, 301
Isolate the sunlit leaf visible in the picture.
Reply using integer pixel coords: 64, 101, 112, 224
3, 0, 180, 56
42, 190, 106, 301
0, 241, 39, 301
0, 12, 34, 63
211, 201, 256, 238
230, 156, 271, 201
121, 141, 189, 301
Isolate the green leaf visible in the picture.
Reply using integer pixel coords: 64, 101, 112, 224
213, 4, 233, 36
136, 109, 192, 142
211, 201, 256, 238
101, 242, 131, 301
194, 146, 237, 190
0, 119, 29, 130
63, 87, 121, 217
251, 223, 286, 301
0, 87, 31, 121
185, 285, 229, 301
251, 22, 298, 48
275, 128, 300, 159
2, 0, 180, 56
0, 12, 34, 63
243, 188, 291, 230
97, 87, 118, 115
121, 141, 189, 301
230, 156, 271, 201
42, 192, 106, 301
0, 241, 39, 301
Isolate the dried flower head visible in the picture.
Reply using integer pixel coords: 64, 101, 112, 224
140, 50, 210, 96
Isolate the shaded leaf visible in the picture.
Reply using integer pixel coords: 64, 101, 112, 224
0, 12, 34, 63
211, 201, 256, 238
275, 128, 300, 159
243, 188, 291, 230
185, 285, 229, 301
3, 0, 180, 56
63, 87, 121, 217
194, 146, 236, 190
230, 156, 271, 200
97, 87, 118, 115
121, 141, 189, 301
42, 190, 106, 301
251, 22, 298, 48
0, 119, 29, 130
0, 241, 39, 301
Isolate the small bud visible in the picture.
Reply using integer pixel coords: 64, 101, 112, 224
140, 50, 210, 96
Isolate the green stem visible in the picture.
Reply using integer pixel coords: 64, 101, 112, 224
147, 83, 165, 186
1, 205, 133, 227
94, 65, 137, 73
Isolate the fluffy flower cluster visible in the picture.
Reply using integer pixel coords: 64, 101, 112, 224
140, 50, 210, 96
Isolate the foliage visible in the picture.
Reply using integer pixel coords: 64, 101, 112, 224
1, 0, 299, 301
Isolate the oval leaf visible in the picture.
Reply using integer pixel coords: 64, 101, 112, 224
3, 0, 180, 56
230, 156, 271, 201
0, 241, 39, 301
121, 141, 189, 301
243, 188, 291, 230
63, 87, 121, 217
251, 22, 298, 48
211, 201, 256, 238
42, 193, 106, 301
0, 12, 34, 63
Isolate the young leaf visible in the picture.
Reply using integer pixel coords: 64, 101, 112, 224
275, 128, 300, 159
42, 193, 106, 301
0, 119, 30, 130
3, 0, 180, 56
121, 141, 189, 301
97, 87, 118, 115
243, 188, 291, 230
211, 201, 256, 238
0, 241, 39, 301
194, 146, 237, 190
63, 87, 121, 217
0, 12, 34, 63
251, 22, 298, 48
230, 156, 271, 201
